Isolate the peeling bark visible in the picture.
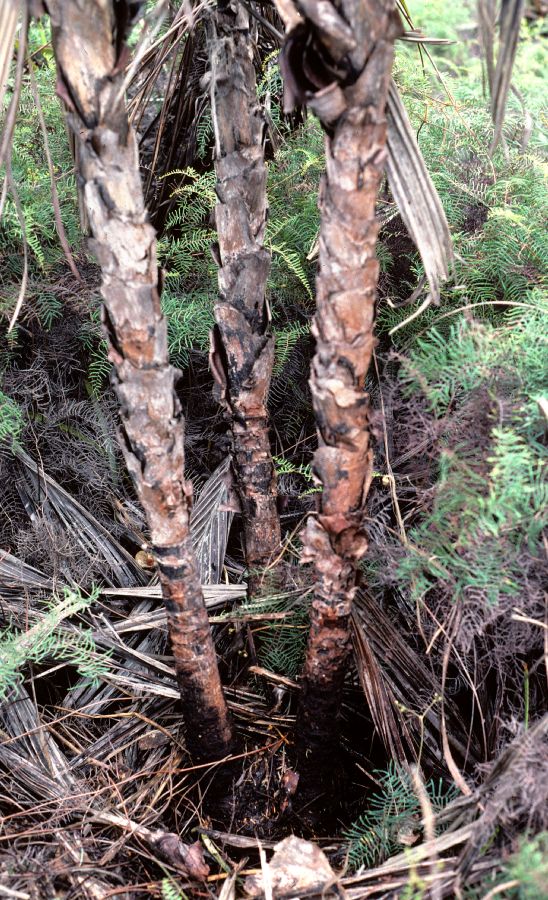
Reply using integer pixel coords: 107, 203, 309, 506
47, 0, 232, 762
279, 0, 402, 769
209, 0, 281, 595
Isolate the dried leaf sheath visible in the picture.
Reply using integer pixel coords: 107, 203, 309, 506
47, 0, 232, 762
209, 0, 281, 592
279, 0, 402, 767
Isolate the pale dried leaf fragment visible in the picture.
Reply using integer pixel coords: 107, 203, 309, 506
245, 835, 338, 898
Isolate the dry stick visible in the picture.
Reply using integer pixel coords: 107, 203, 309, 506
411, 765, 442, 900
0, 0, 27, 171
441, 610, 472, 796
209, 0, 281, 597
277, 0, 402, 770
1, 2, 29, 334
47, 0, 233, 763
6, 163, 29, 334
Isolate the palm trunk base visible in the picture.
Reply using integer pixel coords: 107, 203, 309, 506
296, 588, 354, 774
159, 546, 234, 763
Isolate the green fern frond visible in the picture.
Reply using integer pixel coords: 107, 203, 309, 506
36, 291, 63, 329
196, 111, 213, 160
161, 878, 188, 900
0, 586, 109, 699
344, 763, 455, 872
88, 340, 112, 398
1, 24, 80, 282
273, 322, 310, 375
162, 288, 214, 366
398, 306, 548, 608
230, 590, 311, 679
269, 241, 313, 299
0, 391, 24, 450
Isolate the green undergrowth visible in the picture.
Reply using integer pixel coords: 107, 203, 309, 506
466, 832, 548, 900
0, 389, 24, 449
378, 18, 547, 341
502, 831, 548, 900
343, 762, 456, 871
0, 20, 80, 290
228, 589, 311, 679
0, 586, 109, 699
398, 298, 547, 610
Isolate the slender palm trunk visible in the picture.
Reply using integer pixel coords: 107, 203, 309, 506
279, 0, 402, 770
48, 0, 233, 763
209, 0, 281, 596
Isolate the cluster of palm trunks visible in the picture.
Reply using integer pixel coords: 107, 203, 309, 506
45, 0, 401, 781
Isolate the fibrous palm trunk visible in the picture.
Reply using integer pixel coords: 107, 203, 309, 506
209, 0, 281, 596
48, 0, 233, 763
279, 0, 402, 770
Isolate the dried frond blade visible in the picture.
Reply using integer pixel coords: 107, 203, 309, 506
190, 457, 233, 585
0, 0, 26, 171
102, 582, 246, 612
0, 2, 29, 332
489, 0, 526, 153
15, 448, 147, 587
477, 0, 497, 95
353, 591, 478, 765
386, 81, 454, 306
0, 550, 52, 592
351, 610, 407, 763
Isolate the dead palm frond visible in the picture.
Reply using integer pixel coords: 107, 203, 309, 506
386, 81, 454, 308
0, 0, 29, 333
191, 456, 234, 584
477, 0, 526, 154
352, 591, 479, 768
490, 0, 526, 153
0, 684, 215, 889
15, 447, 147, 588
0, 549, 53, 594
128, 5, 210, 230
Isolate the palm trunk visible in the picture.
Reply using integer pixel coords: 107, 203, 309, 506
48, 0, 233, 763
279, 0, 402, 770
209, 0, 281, 596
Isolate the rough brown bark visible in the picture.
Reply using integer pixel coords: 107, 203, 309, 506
47, 0, 233, 763
209, 0, 281, 595
279, 0, 402, 769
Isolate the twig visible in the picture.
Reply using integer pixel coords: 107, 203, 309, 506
0, 886, 31, 899
411, 765, 442, 900
388, 295, 433, 336
248, 665, 299, 690
373, 351, 407, 546
481, 880, 520, 900
441, 611, 472, 796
